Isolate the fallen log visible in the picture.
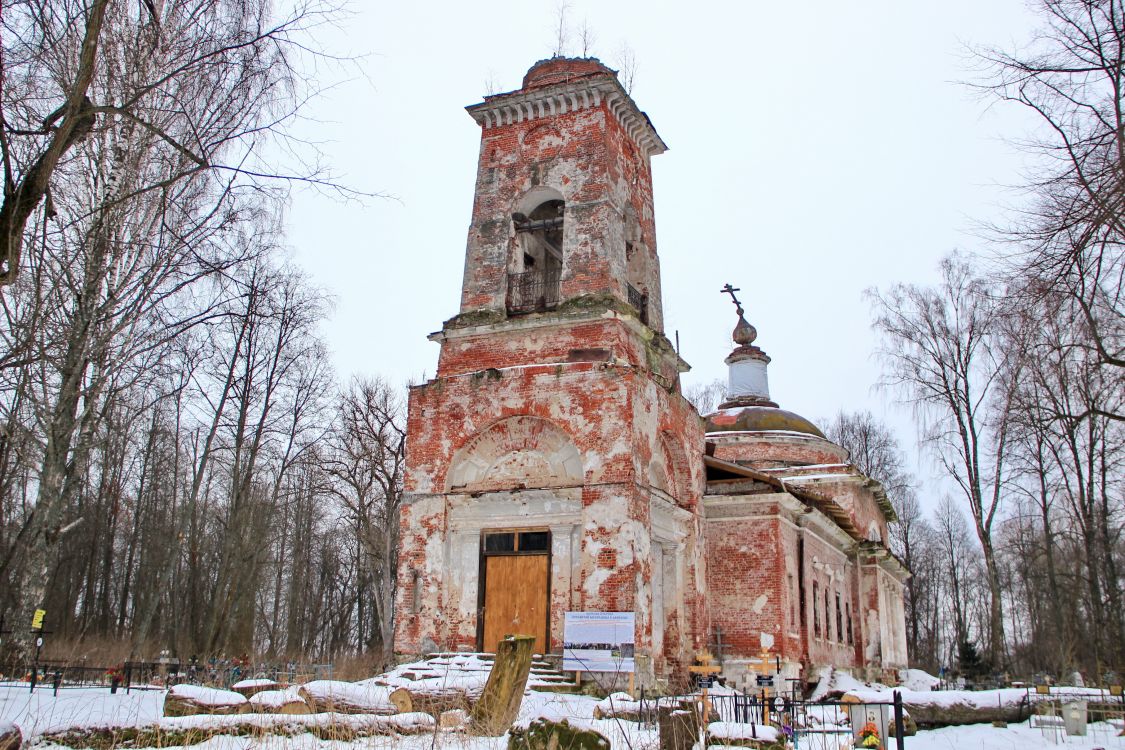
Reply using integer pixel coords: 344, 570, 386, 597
231, 678, 280, 698
248, 688, 312, 714
164, 685, 249, 717
389, 686, 472, 716
298, 680, 396, 714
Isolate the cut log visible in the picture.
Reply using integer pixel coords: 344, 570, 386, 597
0, 722, 21, 750
508, 718, 609, 750
231, 678, 281, 697
163, 685, 249, 716
389, 686, 472, 717
593, 692, 644, 721
248, 688, 312, 714
470, 634, 536, 735
298, 680, 395, 714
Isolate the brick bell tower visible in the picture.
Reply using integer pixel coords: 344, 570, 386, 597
394, 58, 707, 682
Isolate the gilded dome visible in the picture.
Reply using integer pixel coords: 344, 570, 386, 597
705, 405, 825, 439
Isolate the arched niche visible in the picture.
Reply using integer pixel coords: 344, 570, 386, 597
446, 415, 583, 493
648, 431, 689, 505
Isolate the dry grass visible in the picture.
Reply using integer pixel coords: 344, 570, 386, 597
40, 637, 138, 666
331, 652, 387, 682
42, 720, 433, 749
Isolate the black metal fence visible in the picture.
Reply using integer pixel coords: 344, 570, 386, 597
507, 269, 561, 313
626, 283, 648, 324
0, 659, 333, 693
630, 691, 907, 750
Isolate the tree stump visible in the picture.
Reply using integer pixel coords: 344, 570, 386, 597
0, 722, 21, 750
469, 634, 536, 735
658, 706, 702, 750
508, 718, 609, 750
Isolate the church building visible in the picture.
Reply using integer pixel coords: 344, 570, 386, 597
393, 57, 909, 689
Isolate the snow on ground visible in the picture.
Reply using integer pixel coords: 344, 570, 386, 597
846, 686, 1114, 708
4, 677, 1125, 750
0, 682, 163, 735
908, 720, 1124, 750
900, 669, 940, 692
809, 666, 875, 700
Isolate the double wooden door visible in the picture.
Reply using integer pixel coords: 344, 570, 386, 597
480, 530, 550, 654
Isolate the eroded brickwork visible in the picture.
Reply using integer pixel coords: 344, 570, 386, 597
393, 56, 908, 689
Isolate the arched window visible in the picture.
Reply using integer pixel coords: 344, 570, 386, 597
509, 193, 563, 313
623, 206, 649, 324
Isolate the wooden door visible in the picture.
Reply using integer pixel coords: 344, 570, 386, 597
482, 554, 549, 654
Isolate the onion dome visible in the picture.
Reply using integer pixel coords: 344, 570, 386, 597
704, 286, 824, 438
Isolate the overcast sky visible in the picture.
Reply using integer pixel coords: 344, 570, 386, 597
283, 1, 1043, 505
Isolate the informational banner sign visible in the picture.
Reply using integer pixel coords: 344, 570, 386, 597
562, 611, 635, 673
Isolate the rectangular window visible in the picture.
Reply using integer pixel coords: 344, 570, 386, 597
482, 530, 550, 554
824, 589, 831, 640
518, 531, 550, 552
483, 532, 515, 553
836, 592, 843, 643
788, 574, 797, 629
812, 581, 820, 638
846, 603, 854, 645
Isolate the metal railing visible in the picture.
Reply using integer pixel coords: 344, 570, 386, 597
627, 283, 648, 324
507, 269, 561, 314
631, 691, 907, 750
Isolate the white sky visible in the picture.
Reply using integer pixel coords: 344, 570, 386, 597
284, 1, 1042, 505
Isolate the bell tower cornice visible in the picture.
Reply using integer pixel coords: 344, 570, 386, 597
466, 59, 668, 158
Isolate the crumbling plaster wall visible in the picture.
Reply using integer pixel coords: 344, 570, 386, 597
800, 523, 861, 671
459, 89, 664, 330
394, 353, 706, 669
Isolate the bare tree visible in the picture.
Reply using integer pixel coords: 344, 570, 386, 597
329, 377, 406, 667
614, 42, 638, 95
869, 254, 1023, 665
684, 378, 726, 415
551, 2, 571, 58
974, 0, 1125, 403
1, 0, 358, 288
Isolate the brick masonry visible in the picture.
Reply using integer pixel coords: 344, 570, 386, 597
393, 57, 909, 688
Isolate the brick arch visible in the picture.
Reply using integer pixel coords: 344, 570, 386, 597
649, 430, 689, 504
445, 415, 583, 492
513, 185, 566, 217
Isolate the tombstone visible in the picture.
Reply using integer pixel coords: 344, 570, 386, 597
1062, 701, 1087, 736
847, 701, 890, 749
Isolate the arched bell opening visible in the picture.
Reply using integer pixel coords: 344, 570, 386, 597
508, 191, 564, 314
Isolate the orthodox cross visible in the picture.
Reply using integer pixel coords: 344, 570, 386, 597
720, 283, 744, 315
